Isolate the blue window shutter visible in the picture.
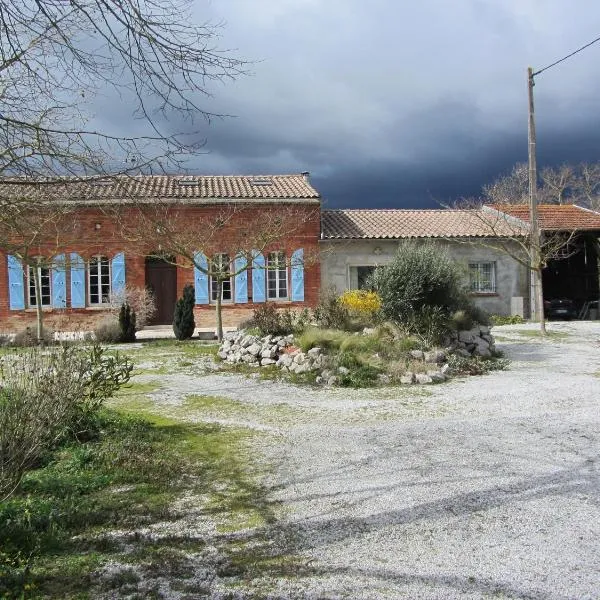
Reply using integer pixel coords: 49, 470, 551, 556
111, 252, 126, 299
194, 252, 209, 304
234, 254, 248, 304
291, 248, 305, 302
70, 253, 85, 308
252, 251, 266, 303
52, 254, 67, 308
7, 255, 25, 310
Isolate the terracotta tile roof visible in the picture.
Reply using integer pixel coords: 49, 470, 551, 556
0, 174, 320, 203
493, 204, 600, 231
321, 209, 526, 239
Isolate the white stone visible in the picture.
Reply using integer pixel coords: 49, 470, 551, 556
427, 370, 446, 383
415, 373, 433, 384
261, 349, 277, 359
338, 366, 350, 375
307, 347, 322, 357
294, 353, 306, 365
315, 376, 324, 384
327, 376, 339, 386
410, 350, 425, 360
247, 343, 261, 356
400, 373, 415, 384
424, 350, 446, 364
261, 358, 276, 366
440, 363, 450, 374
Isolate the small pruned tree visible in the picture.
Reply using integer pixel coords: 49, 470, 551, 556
116, 202, 319, 341
0, 193, 83, 341
173, 284, 196, 340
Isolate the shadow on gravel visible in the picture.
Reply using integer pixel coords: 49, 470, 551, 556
308, 566, 548, 600
277, 455, 600, 552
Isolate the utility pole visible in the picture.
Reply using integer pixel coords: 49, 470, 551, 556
527, 66, 546, 334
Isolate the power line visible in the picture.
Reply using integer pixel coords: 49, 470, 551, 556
533, 34, 600, 76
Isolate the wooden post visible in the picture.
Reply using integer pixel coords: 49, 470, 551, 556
527, 67, 547, 334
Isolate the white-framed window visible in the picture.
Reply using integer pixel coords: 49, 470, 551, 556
88, 255, 111, 305
28, 262, 51, 307
267, 251, 288, 300
469, 262, 496, 293
210, 253, 233, 303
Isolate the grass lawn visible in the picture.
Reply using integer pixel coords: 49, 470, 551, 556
0, 388, 293, 599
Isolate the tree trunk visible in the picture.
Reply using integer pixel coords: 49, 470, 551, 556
33, 265, 45, 343
215, 278, 224, 342
533, 266, 547, 335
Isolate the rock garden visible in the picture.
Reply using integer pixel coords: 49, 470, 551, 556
217, 243, 508, 387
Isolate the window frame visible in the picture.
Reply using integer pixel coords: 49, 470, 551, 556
469, 261, 497, 294
88, 255, 112, 306
266, 251, 288, 301
209, 253, 234, 304
27, 261, 52, 307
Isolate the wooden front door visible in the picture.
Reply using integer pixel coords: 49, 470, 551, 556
145, 257, 177, 325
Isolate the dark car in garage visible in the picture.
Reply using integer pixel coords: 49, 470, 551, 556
544, 298, 578, 320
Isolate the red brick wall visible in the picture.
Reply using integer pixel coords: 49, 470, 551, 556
0, 202, 321, 333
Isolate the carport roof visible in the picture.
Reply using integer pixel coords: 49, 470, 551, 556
493, 204, 600, 231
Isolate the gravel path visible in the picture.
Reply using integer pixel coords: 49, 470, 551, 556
138, 322, 600, 599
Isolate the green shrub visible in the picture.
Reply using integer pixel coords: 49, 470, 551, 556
313, 287, 351, 330
371, 243, 476, 341
451, 309, 474, 331
490, 314, 525, 325
244, 305, 308, 336
94, 319, 122, 343
173, 284, 195, 340
118, 302, 136, 343
12, 327, 53, 347
405, 305, 450, 347
336, 351, 382, 387
372, 243, 468, 321
279, 307, 311, 334
0, 346, 132, 500
447, 353, 510, 376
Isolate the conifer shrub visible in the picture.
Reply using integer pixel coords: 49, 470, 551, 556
118, 302, 136, 343
173, 284, 195, 340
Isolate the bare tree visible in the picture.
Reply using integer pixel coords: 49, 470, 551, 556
485, 161, 600, 209
0, 190, 84, 340
539, 164, 575, 204
0, 0, 246, 179
482, 162, 530, 205
452, 200, 578, 335
572, 163, 600, 210
115, 202, 319, 341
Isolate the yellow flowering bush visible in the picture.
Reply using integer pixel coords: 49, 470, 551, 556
339, 289, 382, 315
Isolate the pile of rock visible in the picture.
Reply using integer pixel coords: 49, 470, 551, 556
217, 332, 293, 367
217, 326, 497, 386
217, 331, 333, 379
403, 349, 450, 385
445, 324, 496, 358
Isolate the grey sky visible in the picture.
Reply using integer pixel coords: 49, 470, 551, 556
102, 1, 600, 208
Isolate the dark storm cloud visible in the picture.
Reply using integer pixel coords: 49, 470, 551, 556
89, 0, 600, 207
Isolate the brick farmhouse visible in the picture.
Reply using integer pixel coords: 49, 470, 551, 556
1, 174, 600, 334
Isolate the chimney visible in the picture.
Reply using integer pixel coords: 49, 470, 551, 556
300, 171, 310, 182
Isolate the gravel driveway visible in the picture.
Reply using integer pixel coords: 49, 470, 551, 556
137, 322, 600, 599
